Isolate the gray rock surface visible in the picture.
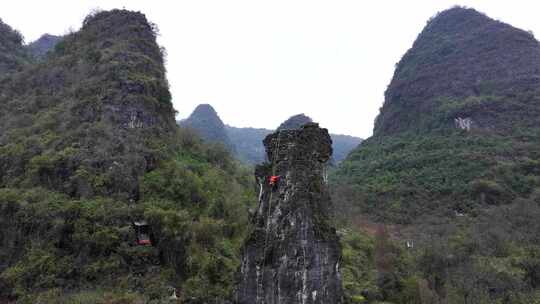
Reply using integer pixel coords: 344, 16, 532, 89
276, 113, 312, 131
236, 122, 343, 304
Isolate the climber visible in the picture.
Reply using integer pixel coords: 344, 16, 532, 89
269, 175, 280, 186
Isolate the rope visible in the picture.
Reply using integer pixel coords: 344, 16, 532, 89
257, 131, 281, 302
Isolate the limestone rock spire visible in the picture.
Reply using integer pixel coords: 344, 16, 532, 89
237, 122, 343, 304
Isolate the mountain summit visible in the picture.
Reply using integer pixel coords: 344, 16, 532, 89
181, 104, 234, 149
375, 6, 540, 136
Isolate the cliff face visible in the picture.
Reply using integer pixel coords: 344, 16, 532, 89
0, 10, 176, 199
237, 123, 343, 304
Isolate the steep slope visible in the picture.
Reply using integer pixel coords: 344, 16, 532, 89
332, 7, 540, 302
180, 103, 234, 150
374, 7, 540, 136
0, 9, 176, 199
0, 18, 30, 74
275, 114, 363, 163
27, 34, 62, 59
0, 10, 254, 302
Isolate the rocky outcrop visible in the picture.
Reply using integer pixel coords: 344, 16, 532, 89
277, 114, 312, 130
237, 123, 343, 304
275, 114, 361, 164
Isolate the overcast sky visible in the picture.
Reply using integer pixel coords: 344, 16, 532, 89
2, 1, 540, 138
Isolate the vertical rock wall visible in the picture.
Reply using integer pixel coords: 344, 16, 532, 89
237, 123, 343, 304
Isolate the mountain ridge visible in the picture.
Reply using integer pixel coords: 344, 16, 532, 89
180, 105, 362, 164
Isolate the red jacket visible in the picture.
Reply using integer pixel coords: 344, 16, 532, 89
269, 175, 280, 185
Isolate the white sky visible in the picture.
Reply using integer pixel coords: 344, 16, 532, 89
2, 1, 540, 138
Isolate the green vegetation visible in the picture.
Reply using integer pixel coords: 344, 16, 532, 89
0, 9, 256, 303
0, 18, 31, 74
374, 7, 540, 136
332, 130, 540, 223
0, 128, 255, 302
333, 110, 540, 303
0, 9, 176, 199
1, 5, 540, 303
333, 6, 540, 303
336, 202, 540, 303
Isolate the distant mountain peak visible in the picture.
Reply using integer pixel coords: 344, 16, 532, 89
27, 33, 62, 59
181, 103, 234, 149
191, 103, 219, 116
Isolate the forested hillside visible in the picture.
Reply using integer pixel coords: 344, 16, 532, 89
2, 5, 540, 304
0, 18, 30, 74
0, 10, 255, 303
332, 6, 540, 303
